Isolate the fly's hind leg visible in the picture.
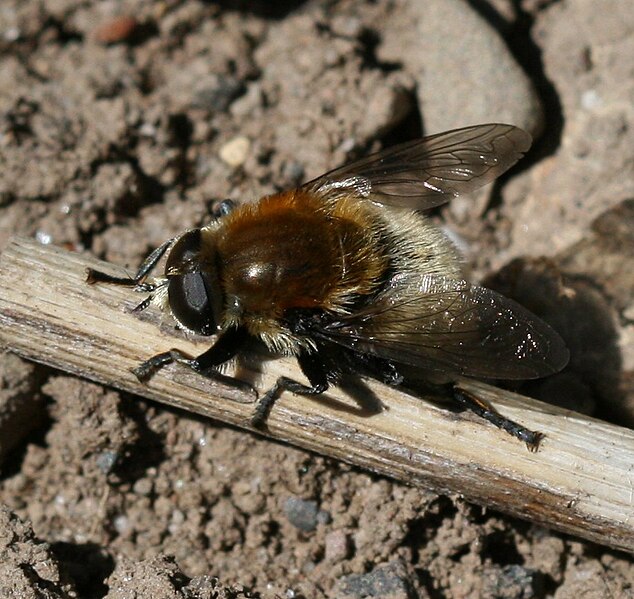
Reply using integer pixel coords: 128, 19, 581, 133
452, 385, 544, 451
251, 351, 329, 428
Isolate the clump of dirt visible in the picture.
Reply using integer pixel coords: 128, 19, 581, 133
0, 0, 633, 597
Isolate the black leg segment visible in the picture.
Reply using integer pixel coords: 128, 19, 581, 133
452, 385, 544, 451
251, 350, 330, 428
86, 237, 176, 289
133, 326, 250, 387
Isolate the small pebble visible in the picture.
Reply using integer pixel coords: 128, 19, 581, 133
482, 564, 543, 599
284, 497, 323, 533
95, 450, 118, 474
335, 560, 415, 599
193, 75, 244, 112
113, 514, 130, 535
219, 136, 251, 167
94, 15, 139, 44
330, 15, 363, 39
325, 529, 351, 562
133, 478, 153, 496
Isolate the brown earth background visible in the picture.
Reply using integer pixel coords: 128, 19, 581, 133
0, 0, 633, 597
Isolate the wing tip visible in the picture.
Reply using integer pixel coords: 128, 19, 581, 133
504, 125, 533, 154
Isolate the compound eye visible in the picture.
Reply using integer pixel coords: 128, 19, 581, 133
168, 272, 217, 335
166, 230, 201, 273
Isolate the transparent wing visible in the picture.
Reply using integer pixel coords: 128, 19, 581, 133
304, 124, 532, 210
310, 273, 569, 380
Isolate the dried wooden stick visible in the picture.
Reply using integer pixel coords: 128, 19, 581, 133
0, 236, 633, 553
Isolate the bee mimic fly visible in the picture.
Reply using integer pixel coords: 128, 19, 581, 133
87, 124, 569, 450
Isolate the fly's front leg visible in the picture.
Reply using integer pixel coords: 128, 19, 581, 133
86, 237, 176, 291
133, 348, 254, 395
134, 326, 246, 379
133, 327, 254, 396
251, 350, 329, 428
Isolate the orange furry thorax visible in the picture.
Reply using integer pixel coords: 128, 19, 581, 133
215, 189, 388, 320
